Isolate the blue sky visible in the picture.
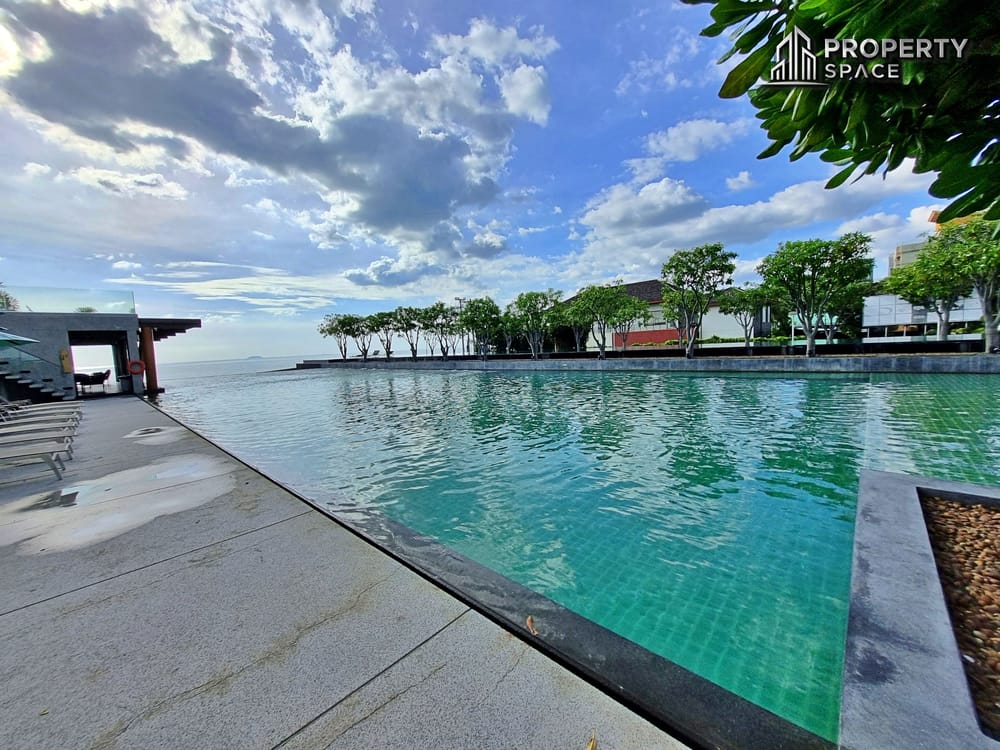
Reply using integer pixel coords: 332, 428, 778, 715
0, 0, 940, 362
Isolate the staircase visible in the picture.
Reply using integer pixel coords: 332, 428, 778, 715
0, 351, 75, 403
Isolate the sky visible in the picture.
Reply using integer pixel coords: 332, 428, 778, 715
0, 0, 942, 362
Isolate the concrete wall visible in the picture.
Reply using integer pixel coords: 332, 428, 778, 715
0, 311, 142, 398
300, 354, 1000, 375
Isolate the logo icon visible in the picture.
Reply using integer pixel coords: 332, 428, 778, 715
767, 27, 826, 87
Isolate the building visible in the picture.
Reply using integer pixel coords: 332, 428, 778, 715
888, 241, 926, 273
0, 286, 200, 402
565, 279, 768, 351
862, 294, 984, 343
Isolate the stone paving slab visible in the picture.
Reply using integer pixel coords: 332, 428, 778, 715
0, 511, 468, 750
0, 461, 309, 613
0, 397, 685, 750
279, 609, 684, 750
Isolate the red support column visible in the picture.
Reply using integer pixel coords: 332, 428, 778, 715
139, 326, 160, 395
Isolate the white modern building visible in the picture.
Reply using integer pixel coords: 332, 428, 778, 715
862, 294, 984, 343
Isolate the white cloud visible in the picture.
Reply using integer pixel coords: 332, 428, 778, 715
616, 28, 701, 96
625, 157, 665, 184
725, 170, 754, 191
57, 168, 188, 200
575, 162, 936, 278
835, 205, 940, 277
499, 65, 550, 125
432, 18, 559, 67
112, 259, 142, 270
22, 161, 51, 177
646, 118, 753, 162
582, 178, 707, 232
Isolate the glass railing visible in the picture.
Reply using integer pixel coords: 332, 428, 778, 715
0, 285, 135, 314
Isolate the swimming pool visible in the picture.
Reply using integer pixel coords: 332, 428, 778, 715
158, 366, 1000, 742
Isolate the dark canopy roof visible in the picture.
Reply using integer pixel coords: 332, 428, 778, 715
138, 317, 202, 342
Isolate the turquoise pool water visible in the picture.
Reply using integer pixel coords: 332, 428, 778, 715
158, 366, 1000, 741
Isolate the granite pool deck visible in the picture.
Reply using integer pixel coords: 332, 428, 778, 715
0, 396, 686, 750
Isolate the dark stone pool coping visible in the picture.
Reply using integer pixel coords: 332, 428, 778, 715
843, 471, 1000, 749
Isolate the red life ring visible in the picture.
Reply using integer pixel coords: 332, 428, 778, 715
127, 360, 146, 375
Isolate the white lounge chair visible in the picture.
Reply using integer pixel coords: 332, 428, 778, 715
0, 430, 76, 458
0, 438, 73, 479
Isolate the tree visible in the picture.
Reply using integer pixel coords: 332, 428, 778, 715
883, 242, 973, 341
459, 297, 502, 360
395, 306, 423, 360
499, 306, 520, 354
509, 290, 562, 359
611, 295, 651, 352
555, 298, 595, 353
416, 305, 440, 357
757, 232, 874, 357
574, 283, 632, 359
339, 313, 373, 361
318, 313, 350, 359
367, 311, 398, 360
718, 284, 766, 353
932, 216, 1000, 352
0, 283, 20, 311
686, 0, 1000, 224
661, 243, 737, 358
426, 302, 458, 360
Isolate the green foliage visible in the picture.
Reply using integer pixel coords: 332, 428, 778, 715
573, 282, 635, 359
367, 310, 398, 360
459, 297, 502, 358
425, 301, 459, 359
687, 0, 1000, 223
394, 306, 424, 359
718, 283, 766, 348
661, 242, 737, 357
318, 312, 351, 359
611, 294, 651, 351
509, 289, 562, 359
551, 298, 595, 352
339, 313, 374, 360
883, 240, 973, 340
0, 284, 17, 311
929, 216, 1000, 351
757, 232, 874, 355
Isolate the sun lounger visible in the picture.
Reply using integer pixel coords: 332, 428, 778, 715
0, 401, 83, 413
0, 430, 75, 458
0, 422, 76, 437
0, 412, 81, 427
0, 438, 72, 480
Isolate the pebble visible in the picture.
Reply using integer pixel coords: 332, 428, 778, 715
923, 496, 1000, 737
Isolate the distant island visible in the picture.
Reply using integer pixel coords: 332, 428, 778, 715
246, 355, 263, 359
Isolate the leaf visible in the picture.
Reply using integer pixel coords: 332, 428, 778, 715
929, 166, 980, 199
525, 615, 539, 635
585, 732, 597, 750
936, 189, 990, 223
826, 163, 859, 189
758, 138, 790, 159
719, 42, 777, 99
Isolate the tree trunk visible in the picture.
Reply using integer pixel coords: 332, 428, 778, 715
806, 329, 817, 357
937, 308, 950, 342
